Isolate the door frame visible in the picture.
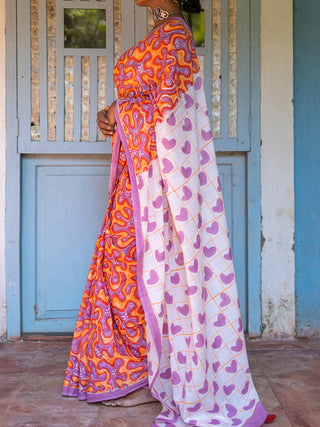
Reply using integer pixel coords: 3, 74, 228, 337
5, 0, 262, 338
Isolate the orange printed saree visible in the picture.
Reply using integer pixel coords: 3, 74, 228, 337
62, 18, 268, 427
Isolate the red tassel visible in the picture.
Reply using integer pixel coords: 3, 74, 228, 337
265, 414, 276, 424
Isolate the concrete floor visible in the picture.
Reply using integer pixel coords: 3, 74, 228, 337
0, 338, 319, 427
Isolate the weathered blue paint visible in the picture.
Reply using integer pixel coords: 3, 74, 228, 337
294, 0, 320, 334
247, 0, 262, 336
5, 0, 22, 340
21, 156, 111, 333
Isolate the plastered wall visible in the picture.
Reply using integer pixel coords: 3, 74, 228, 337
0, 0, 7, 339
260, 0, 295, 337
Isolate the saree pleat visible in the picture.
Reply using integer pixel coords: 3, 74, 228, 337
63, 17, 268, 426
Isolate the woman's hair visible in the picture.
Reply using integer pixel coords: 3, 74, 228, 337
179, 0, 201, 14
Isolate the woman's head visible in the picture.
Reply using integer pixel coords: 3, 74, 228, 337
135, 0, 201, 14
176, 0, 201, 14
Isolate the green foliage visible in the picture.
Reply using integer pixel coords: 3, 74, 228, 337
64, 9, 106, 49
183, 10, 205, 47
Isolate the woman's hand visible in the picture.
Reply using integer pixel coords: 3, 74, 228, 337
97, 101, 117, 138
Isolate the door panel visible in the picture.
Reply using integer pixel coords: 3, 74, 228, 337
21, 156, 110, 333
19, 0, 251, 333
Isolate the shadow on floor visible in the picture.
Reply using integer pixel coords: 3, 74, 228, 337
0, 338, 319, 426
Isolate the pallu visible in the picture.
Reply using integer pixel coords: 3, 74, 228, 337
63, 17, 268, 426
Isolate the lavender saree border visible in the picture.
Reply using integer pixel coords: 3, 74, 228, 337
61, 378, 149, 403
115, 105, 162, 363
243, 402, 269, 426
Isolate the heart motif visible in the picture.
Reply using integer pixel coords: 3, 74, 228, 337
185, 285, 197, 295
153, 195, 163, 209
201, 129, 213, 141
198, 312, 206, 325
226, 404, 237, 418
185, 370, 193, 382
148, 164, 153, 179
220, 273, 234, 285
223, 384, 235, 396
147, 221, 156, 232
176, 207, 188, 222
200, 150, 210, 165
206, 221, 219, 235
178, 230, 185, 244
160, 367, 171, 380
182, 117, 193, 132
182, 185, 193, 201
202, 287, 208, 302
226, 360, 237, 374
231, 338, 243, 352
167, 112, 176, 126
212, 361, 220, 373
164, 292, 173, 305
172, 372, 181, 385
194, 76, 202, 91
188, 258, 199, 273
192, 351, 198, 365
212, 198, 223, 213
204, 266, 213, 281
163, 210, 169, 223
195, 333, 204, 348
244, 399, 256, 411
231, 419, 242, 426
162, 158, 174, 174
137, 175, 144, 190
208, 403, 220, 414
199, 172, 207, 186
184, 93, 194, 109
198, 214, 202, 229
181, 166, 192, 179
147, 270, 159, 285
177, 351, 187, 364
141, 206, 148, 222
220, 293, 231, 307
204, 246, 217, 257
155, 249, 165, 262
188, 403, 201, 413
165, 264, 169, 272
198, 379, 209, 394
162, 138, 176, 150
177, 304, 189, 316
193, 234, 201, 249
238, 318, 243, 333
159, 391, 166, 400
212, 335, 222, 349
182, 140, 191, 155
213, 381, 219, 396
162, 322, 169, 334
166, 240, 173, 252
170, 323, 182, 335
241, 381, 249, 395
144, 240, 150, 252
217, 177, 222, 192
185, 336, 191, 347
214, 313, 226, 328
171, 273, 180, 284
224, 248, 233, 261
158, 303, 164, 318
175, 252, 184, 266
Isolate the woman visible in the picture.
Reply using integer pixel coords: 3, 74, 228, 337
62, 1, 275, 425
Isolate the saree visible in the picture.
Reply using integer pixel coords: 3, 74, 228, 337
62, 17, 268, 426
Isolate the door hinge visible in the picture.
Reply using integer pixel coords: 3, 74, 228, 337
16, 117, 19, 137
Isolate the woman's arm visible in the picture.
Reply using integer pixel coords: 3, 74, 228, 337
97, 100, 117, 138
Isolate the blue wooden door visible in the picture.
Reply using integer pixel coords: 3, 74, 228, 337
19, 0, 253, 333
